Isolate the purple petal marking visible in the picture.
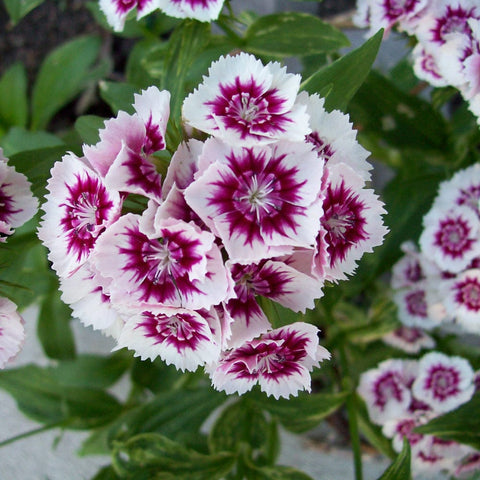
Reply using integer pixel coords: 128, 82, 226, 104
138, 310, 210, 353
143, 113, 166, 155
206, 76, 291, 142
405, 289, 428, 318
170, 0, 217, 7
372, 371, 406, 409
306, 131, 335, 161
119, 223, 205, 305
114, 0, 150, 14
322, 178, 368, 267
433, 216, 475, 259
381, 0, 423, 22
0, 184, 21, 225
206, 148, 306, 247
454, 275, 480, 313
60, 173, 116, 263
431, 5, 477, 45
424, 364, 461, 401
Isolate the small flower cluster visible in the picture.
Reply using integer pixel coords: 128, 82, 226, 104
392, 164, 480, 336
358, 352, 479, 478
99, 0, 225, 31
354, 0, 480, 125
39, 53, 387, 398
0, 148, 38, 368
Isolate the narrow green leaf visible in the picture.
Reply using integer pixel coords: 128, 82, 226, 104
376, 439, 411, 480
245, 12, 349, 57
0, 364, 122, 429
252, 391, 348, 433
112, 433, 235, 480
99, 81, 137, 115
0, 63, 28, 128
50, 351, 132, 389
38, 280, 76, 360
415, 394, 480, 450
31, 35, 102, 130
75, 115, 106, 145
91, 465, 121, 480
162, 19, 211, 121
301, 29, 383, 111
246, 464, 314, 480
0, 127, 64, 157
2, 0, 44, 24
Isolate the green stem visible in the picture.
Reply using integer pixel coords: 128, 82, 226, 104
0, 422, 63, 448
339, 345, 363, 480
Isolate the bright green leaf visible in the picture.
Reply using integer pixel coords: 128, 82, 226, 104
376, 439, 411, 480
31, 35, 102, 130
99, 81, 137, 115
112, 433, 235, 480
38, 279, 76, 360
0, 127, 64, 157
245, 12, 349, 57
415, 394, 480, 450
0, 364, 122, 429
2, 0, 44, 24
75, 115, 106, 145
252, 391, 348, 433
301, 29, 383, 111
0, 63, 28, 128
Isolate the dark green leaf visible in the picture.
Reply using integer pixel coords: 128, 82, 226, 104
126, 38, 166, 88
112, 433, 235, 480
245, 13, 349, 57
130, 357, 187, 394
0, 364, 122, 429
0, 127, 64, 157
0, 63, 28, 128
162, 20, 211, 120
99, 81, 137, 115
252, 391, 348, 433
75, 115, 106, 145
91, 465, 121, 480
301, 29, 383, 111
349, 70, 449, 151
2, 0, 44, 24
376, 438, 411, 480
31, 35, 102, 130
38, 280, 76, 360
50, 351, 132, 389
415, 394, 480, 449
246, 464, 314, 480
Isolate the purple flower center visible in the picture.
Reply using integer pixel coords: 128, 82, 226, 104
170, 0, 214, 7
395, 418, 423, 445
0, 185, 20, 224
405, 260, 423, 283
394, 326, 424, 342
434, 216, 474, 258
114, 0, 142, 14
425, 365, 460, 401
322, 180, 368, 267
373, 371, 404, 408
139, 311, 209, 353
306, 132, 335, 160
60, 175, 115, 261
454, 276, 480, 311
206, 76, 290, 141
382, 0, 421, 22
420, 51, 442, 79
405, 289, 427, 317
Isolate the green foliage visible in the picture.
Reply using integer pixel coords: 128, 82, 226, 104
112, 433, 236, 480
244, 12, 349, 57
0, 63, 28, 129
377, 439, 411, 480
2, 0, 44, 24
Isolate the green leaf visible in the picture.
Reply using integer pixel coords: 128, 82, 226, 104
91, 465, 121, 480
2, 0, 44, 24
252, 391, 348, 433
0, 127, 64, 157
37, 279, 76, 360
208, 399, 271, 455
415, 394, 480, 449
8, 146, 71, 198
99, 81, 137, 115
162, 19, 211, 121
0, 364, 122, 429
376, 439, 411, 480
112, 433, 235, 480
246, 464, 314, 480
50, 351, 132, 389
349, 70, 449, 151
245, 12, 349, 57
75, 115, 106, 145
301, 29, 383, 111
31, 35, 102, 130
0, 63, 28, 128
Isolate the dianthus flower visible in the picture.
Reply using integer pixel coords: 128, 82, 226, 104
99, 0, 160, 32
0, 297, 25, 369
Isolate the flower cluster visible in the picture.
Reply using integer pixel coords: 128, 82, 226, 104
38, 53, 387, 398
354, 0, 480, 125
99, 0, 225, 31
392, 164, 480, 336
358, 352, 479, 478
0, 148, 38, 368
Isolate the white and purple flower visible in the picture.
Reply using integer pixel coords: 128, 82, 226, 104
182, 53, 310, 146
0, 297, 25, 369
158, 0, 225, 22
99, 0, 160, 31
